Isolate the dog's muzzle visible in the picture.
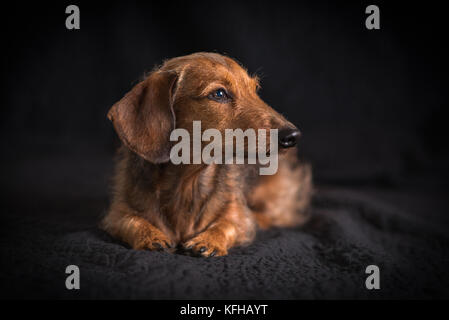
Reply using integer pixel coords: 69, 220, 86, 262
278, 128, 301, 148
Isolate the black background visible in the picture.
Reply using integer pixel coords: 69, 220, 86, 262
2, 1, 448, 192
1, 1, 448, 299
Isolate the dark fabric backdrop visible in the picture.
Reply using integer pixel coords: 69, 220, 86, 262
2, 1, 448, 187
0, 0, 448, 299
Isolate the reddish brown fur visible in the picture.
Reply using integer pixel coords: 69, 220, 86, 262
101, 52, 312, 257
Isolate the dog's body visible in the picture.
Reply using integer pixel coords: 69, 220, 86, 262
102, 53, 312, 256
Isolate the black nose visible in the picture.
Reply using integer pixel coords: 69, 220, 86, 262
278, 128, 301, 148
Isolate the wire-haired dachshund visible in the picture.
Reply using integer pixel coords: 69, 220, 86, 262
102, 52, 312, 257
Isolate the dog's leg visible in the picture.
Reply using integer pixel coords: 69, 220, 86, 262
248, 152, 313, 229
182, 200, 255, 257
101, 205, 173, 251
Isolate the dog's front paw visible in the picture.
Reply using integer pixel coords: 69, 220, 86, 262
133, 228, 174, 252
182, 232, 228, 257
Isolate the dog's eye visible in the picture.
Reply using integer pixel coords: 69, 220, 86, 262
208, 88, 230, 103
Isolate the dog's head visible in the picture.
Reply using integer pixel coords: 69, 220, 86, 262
108, 52, 300, 163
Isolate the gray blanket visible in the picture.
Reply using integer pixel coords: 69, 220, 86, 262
1, 187, 448, 299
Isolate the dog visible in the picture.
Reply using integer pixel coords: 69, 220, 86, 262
101, 52, 312, 257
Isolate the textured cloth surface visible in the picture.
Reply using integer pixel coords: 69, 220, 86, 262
1, 187, 448, 299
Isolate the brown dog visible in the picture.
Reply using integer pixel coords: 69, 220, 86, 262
101, 52, 312, 257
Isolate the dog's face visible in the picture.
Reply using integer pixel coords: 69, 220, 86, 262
108, 52, 300, 163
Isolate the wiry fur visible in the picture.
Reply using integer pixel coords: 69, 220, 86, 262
101, 52, 312, 257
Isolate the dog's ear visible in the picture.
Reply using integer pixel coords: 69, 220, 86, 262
107, 71, 178, 163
